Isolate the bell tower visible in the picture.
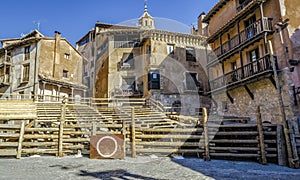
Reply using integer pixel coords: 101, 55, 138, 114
138, 0, 155, 29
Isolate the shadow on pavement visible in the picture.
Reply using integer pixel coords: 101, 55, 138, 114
78, 169, 160, 180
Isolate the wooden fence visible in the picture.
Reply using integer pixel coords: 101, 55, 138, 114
0, 96, 299, 168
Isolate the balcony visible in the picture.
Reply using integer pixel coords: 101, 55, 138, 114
237, 0, 253, 13
114, 41, 139, 48
0, 55, 12, 64
210, 55, 276, 91
208, 18, 273, 64
0, 74, 10, 86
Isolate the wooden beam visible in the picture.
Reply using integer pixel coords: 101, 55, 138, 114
131, 107, 136, 158
276, 125, 287, 166
203, 107, 210, 161
16, 121, 25, 159
256, 106, 267, 165
244, 85, 254, 100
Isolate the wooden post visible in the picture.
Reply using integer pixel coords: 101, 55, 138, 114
92, 121, 96, 136
122, 120, 126, 157
203, 107, 210, 161
287, 120, 300, 168
277, 125, 287, 166
256, 106, 267, 165
16, 121, 25, 159
131, 107, 136, 158
58, 96, 66, 157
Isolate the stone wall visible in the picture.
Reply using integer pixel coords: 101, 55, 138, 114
212, 72, 296, 123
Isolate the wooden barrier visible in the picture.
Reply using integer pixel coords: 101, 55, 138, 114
0, 97, 298, 168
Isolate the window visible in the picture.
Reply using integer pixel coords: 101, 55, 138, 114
249, 48, 259, 62
244, 15, 257, 39
24, 46, 30, 60
167, 44, 174, 55
186, 72, 199, 90
186, 47, 196, 62
63, 70, 68, 78
121, 77, 136, 91
22, 64, 30, 82
64, 53, 70, 60
148, 71, 160, 90
231, 61, 237, 70
120, 53, 134, 69
248, 48, 260, 74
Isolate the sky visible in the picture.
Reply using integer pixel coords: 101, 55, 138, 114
0, 0, 219, 47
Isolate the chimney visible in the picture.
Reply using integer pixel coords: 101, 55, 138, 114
53, 31, 61, 77
197, 12, 206, 36
54, 31, 61, 40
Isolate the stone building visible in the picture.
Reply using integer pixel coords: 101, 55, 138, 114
77, 4, 209, 115
0, 30, 86, 100
198, 0, 300, 123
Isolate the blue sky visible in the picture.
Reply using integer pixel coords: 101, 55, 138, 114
0, 0, 218, 46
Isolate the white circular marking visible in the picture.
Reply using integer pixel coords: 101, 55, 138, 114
96, 136, 118, 158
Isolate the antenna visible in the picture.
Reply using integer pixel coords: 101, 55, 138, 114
33, 20, 41, 31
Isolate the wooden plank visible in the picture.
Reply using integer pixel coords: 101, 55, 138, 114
213, 131, 258, 136
211, 139, 258, 143
210, 153, 259, 157
131, 107, 136, 158
207, 124, 257, 128
16, 121, 25, 159
136, 148, 204, 153
58, 99, 66, 157
256, 106, 267, 165
23, 134, 68, 139
135, 141, 201, 147
62, 138, 90, 143
0, 124, 21, 129
0, 149, 17, 156
0, 133, 20, 138
135, 128, 203, 133
209, 147, 260, 151
288, 120, 300, 168
203, 107, 210, 161
135, 134, 202, 139
0, 142, 18, 147
25, 128, 60, 132
22, 142, 58, 146
276, 125, 287, 166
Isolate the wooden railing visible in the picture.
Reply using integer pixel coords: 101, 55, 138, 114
0, 74, 10, 84
0, 55, 11, 64
210, 55, 275, 90
208, 18, 273, 63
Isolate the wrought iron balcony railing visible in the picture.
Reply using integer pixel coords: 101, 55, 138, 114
209, 55, 276, 91
208, 18, 273, 63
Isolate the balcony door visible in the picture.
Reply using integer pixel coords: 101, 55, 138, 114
244, 15, 256, 39
248, 48, 260, 75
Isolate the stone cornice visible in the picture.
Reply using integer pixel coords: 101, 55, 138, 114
143, 30, 207, 46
